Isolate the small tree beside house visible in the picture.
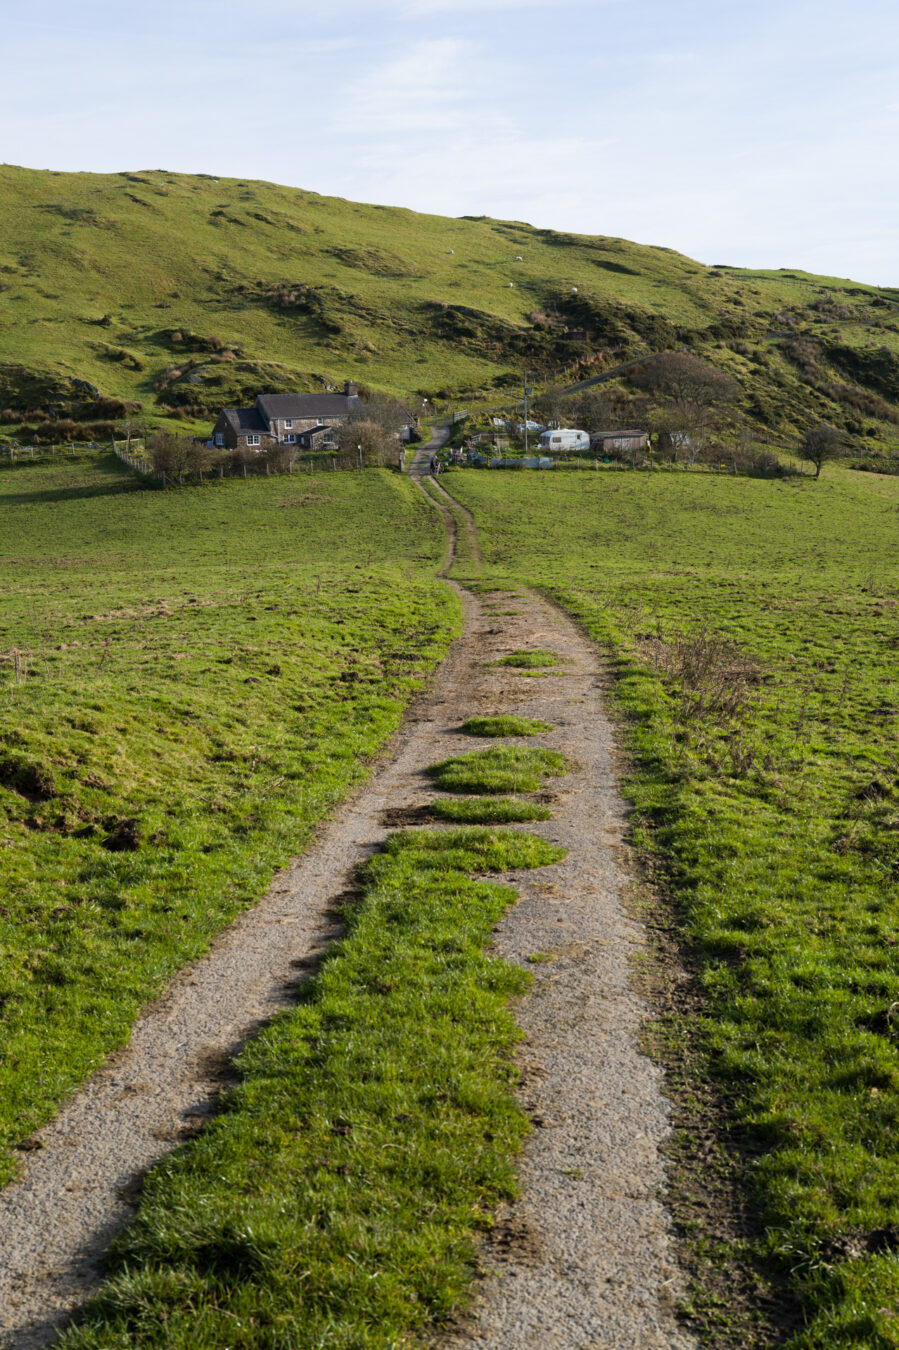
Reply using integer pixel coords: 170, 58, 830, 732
335, 418, 398, 466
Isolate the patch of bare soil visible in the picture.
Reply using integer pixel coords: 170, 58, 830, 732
379, 803, 435, 827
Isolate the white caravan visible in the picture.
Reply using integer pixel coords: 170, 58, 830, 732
538, 428, 590, 454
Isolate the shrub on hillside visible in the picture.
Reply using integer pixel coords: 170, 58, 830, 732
12, 420, 119, 444
694, 443, 797, 478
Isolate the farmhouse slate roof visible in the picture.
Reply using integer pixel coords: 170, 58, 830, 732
223, 407, 267, 433
256, 392, 363, 422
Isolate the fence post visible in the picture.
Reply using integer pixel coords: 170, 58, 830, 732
161, 469, 167, 487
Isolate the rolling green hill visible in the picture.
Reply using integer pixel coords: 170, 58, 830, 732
1, 163, 898, 452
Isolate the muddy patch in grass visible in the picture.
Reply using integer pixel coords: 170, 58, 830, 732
380, 803, 435, 827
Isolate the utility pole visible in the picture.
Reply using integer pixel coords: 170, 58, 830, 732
523, 375, 533, 457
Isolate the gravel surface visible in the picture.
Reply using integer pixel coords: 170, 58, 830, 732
437, 585, 695, 1350
0, 468, 694, 1348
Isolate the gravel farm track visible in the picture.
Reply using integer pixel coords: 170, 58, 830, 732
0, 438, 695, 1349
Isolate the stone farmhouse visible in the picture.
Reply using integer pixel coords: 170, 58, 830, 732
210, 383, 416, 452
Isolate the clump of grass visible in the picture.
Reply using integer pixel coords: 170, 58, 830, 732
57, 828, 565, 1349
431, 795, 551, 824
428, 745, 570, 794
493, 648, 561, 668
460, 714, 553, 737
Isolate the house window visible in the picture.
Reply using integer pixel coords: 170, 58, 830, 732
316, 417, 324, 426
246, 434, 261, 447
214, 433, 224, 446
284, 419, 293, 429
284, 434, 296, 444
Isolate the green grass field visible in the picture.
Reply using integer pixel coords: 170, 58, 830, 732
0, 455, 456, 1182
7, 438, 899, 1346
446, 466, 899, 1346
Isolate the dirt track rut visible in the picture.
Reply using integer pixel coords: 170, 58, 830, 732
0, 464, 693, 1349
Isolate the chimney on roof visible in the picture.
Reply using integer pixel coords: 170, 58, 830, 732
344, 381, 358, 397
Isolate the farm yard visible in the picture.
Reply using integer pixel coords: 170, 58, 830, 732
1, 437, 899, 1348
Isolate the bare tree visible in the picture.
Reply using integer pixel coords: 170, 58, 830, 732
118, 416, 147, 451
648, 406, 693, 464
147, 431, 214, 482
347, 395, 411, 437
531, 384, 648, 437
569, 389, 611, 435
632, 353, 740, 463
531, 385, 568, 428
336, 418, 395, 466
266, 441, 299, 473
800, 423, 843, 479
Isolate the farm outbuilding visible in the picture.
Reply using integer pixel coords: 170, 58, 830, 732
592, 429, 649, 455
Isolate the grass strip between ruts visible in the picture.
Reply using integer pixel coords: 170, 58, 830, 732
431, 795, 552, 824
492, 649, 561, 669
460, 715, 553, 738
428, 745, 570, 795
58, 827, 566, 1350
416, 476, 481, 580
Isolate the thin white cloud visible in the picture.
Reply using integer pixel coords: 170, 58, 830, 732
332, 37, 511, 135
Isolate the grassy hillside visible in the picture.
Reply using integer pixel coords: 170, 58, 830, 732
446, 466, 899, 1347
1, 164, 898, 453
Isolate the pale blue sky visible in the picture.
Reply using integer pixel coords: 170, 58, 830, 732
3, 0, 897, 283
